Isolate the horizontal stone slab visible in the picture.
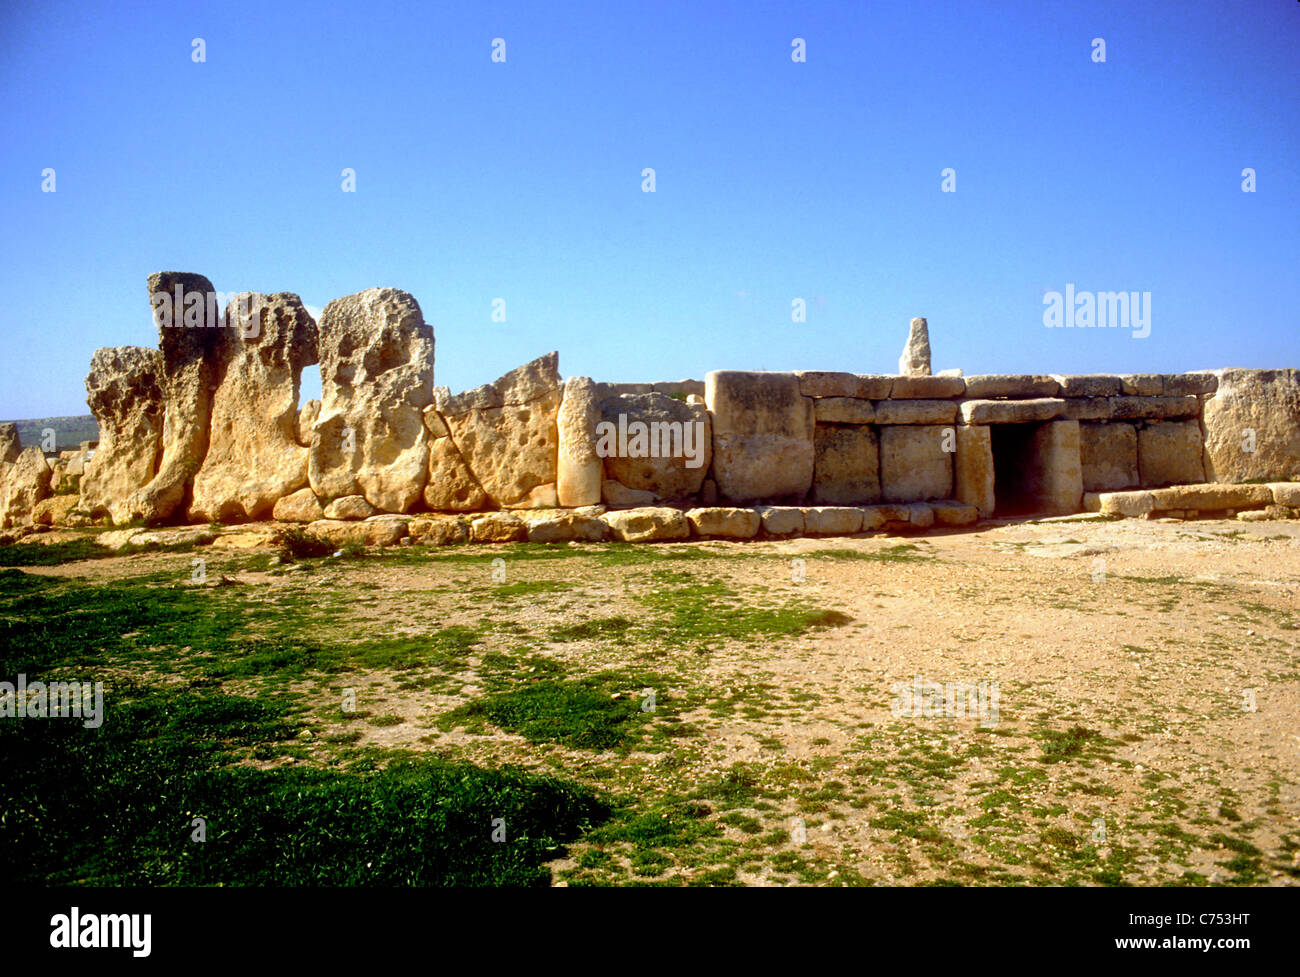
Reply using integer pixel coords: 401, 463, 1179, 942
963, 374, 1061, 399
1149, 483, 1272, 510
1095, 490, 1157, 517
889, 375, 966, 399
872, 399, 958, 425
1053, 374, 1122, 398
959, 398, 1065, 424
796, 371, 862, 399
1161, 372, 1218, 396
1106, 395, 1200, 420
813, 397, 875, 424
651, 379, 705, 398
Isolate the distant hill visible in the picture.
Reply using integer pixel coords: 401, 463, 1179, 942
2, 415, 100, 452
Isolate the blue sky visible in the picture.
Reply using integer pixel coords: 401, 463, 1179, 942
1, 0, 1296, 420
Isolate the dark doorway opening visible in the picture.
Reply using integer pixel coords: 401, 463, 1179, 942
991, 423, 1044, 516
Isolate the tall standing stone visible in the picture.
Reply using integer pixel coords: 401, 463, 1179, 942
124, 272, 225, 523
80, 346, 166, 524
1202, 368, 1300, 482
898, 317, 931, 377
556, 376, 603, 507
308, 288, 434, 513
189, 293, 319, 522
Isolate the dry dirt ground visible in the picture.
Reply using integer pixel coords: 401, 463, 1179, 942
19, 513, 1300, 886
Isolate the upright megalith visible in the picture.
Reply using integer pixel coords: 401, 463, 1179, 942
899, 317, 932, 377
438, 352, 562, 508
189, 293, 319, 522
0, 423, 20, 464
124, 272, 225, 523
309, 288, 434, 513
1, 445, 51, 528
556, 377, 603, 507
80, 346, 166, 524
1202, 368, 1300, 482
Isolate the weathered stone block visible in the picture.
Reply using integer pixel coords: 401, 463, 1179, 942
706, 371, 814, 502
1080, 422, 1138, 492
756, 506, 804, 535
601, 506, 690, 542
801, 506, 864, 535
1202, 368, 1300, 482
686, 507, 761, 538
598, 391, 711, 499
813, 398, 875, 425
963, 375, 1060, 399
1138, 421, 1204, 487
1026, 420, 1084, 515
1106, 396, 1199, 421
873, 400, 958, 425
1150, 483, 1271, 510
1053, 374, 1122, 398
930, 499, 978, 526
954, 425, 994, 518
889, 375, 965, 399
557, 377, 603, 507
959, 398, 1064, 425
879, 426, 953, 503
812, 425, 880, 505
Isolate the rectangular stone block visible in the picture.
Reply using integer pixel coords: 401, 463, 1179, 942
651, 379, 706, 398
756, 505, 804, 535
796, 371, 862, 399
1106, 396, 1199, 420
1270, 483, 1300, 507
812, 424, 880, 504
1098, 490, 1156, 517
1061, 398, 1115, 421
801, 506, 864, 535
1054, 374, 1123, 398
706, 371, 814, 502
1080, 422, 1138, 492
963, 374, 1061, 399
686, 506, 761, 538
1119, 374, 1163, 397
813, 397, 875, 424
1161, 373, 1218, 396
1028, 420, 1083, 515
1138, 420, 1205, 487
959, 398, 1065, 424
889, 375, 966, 399
930, 499, 979, 525
872, 399, 958, 425
954, 425, 995, 518
854, 375, 897, 399
879, 425, 953, 503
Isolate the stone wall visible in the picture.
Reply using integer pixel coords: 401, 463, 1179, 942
5, 273, 1298, 538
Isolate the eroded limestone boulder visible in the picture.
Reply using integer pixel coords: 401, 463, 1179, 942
190, 293, 319, 522
1138, 420, 1204, 487
1080, 422, 1138, 492
272, 487, 324, 523
124, 272, 225, 523
80, 345, 166, 524
422, 407, 489, 511
309, 288, 434, 512
1, 447, 51, 528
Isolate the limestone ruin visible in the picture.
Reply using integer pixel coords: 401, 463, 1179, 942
3, 272, 1299, 545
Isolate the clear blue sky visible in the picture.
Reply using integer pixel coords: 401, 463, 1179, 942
2, 0, 1296, 420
